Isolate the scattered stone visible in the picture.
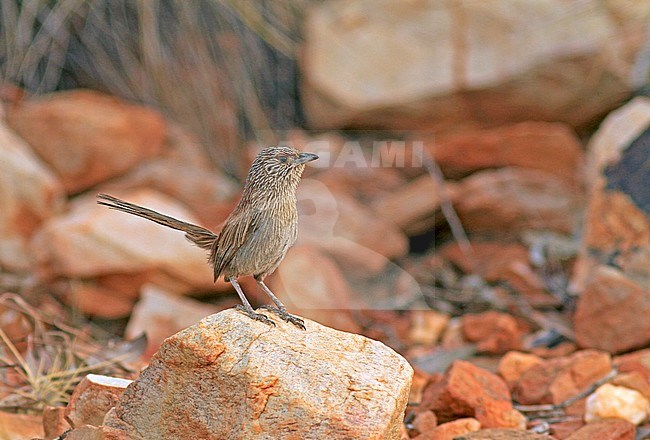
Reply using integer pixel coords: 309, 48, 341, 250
615, 349, 650, 381
125, 284, 221, 358
268, 245, 361, 333
409, 410, 438, 437
105, 309, 413, 439
408, 310, 450, 346
453, 428, 552, 439
421, 360, 526, 429
611, 372, 650, 401
585, 383, 649, 425
301, 0, 645, 130
461, 312, 524, 354
32, 189, 214, 292
574, 266, 650, 353
511, 349, 612, 405
5, 89, 166, 193
65, 374, 132, 428
564, 418, 635, 440
43, 406, 70, 440
498, 351, 544, 389
371, 175, 459, 235
430, 122, 584, 183
414, 418, 480, 440
0, 119, 65, 271
451, 168, 582, 234
0, 410, 44, 439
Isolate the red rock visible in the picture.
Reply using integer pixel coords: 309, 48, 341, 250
615, 349, 650, 381
430, 122, 583, 183
564, 418, 635, 440
452, 168, 582, 234
415, 418, 480, 440
498, 351, 544, 389
66, 374, 132, 427
575, 266, 650, 353
549, 419, 585, 439
421, 360, 525, 428
6, 89, 166, 193
410, 410, 438, 436
571, 98, 650, 300
0, 410, 43, 439
512, 349, 612, 405
461, 312, 524, 354
0, 119, 65, 271
267, 245, 360, 333
372, 175, 459, 235
43, 406, 70, 440
102, 125, 239, 228
611, 371, 650, 400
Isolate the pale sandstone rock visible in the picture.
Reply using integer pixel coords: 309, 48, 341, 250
32, 189, 214, 291
585, 383, 650, 425
5, 89, 166, 193
105, 309, 413, 439
302, 0, 647, 130
66, 374, 132, 428
0, 119, 65, 270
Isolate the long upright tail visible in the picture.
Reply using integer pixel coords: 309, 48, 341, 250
97, 193, 217, 251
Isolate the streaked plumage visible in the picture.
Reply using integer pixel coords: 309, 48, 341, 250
97, 145, 318, 329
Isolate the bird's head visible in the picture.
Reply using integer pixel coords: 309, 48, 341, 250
247, 145, 318, 187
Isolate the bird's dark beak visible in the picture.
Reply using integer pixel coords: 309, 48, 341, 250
295, 152, 319, 164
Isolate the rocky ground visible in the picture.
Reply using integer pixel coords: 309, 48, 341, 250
1, 1, 650, 439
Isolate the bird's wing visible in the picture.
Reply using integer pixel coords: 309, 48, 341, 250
210, 207, 261, 281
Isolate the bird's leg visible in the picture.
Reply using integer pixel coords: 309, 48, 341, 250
256, 279, 306, 330
228, 278, 275, 327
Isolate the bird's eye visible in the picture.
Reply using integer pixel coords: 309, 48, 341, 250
278, 155, 288, 163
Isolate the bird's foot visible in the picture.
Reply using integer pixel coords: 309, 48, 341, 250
235, 305, 276, 327
259, 305, 306, 330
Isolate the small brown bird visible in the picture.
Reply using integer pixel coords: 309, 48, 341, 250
97, 146, 318, 330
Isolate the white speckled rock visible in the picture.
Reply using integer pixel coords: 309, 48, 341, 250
106, 309, 413, 439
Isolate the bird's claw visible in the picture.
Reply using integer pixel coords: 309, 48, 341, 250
259, 305, 306, 330
235, 305, 276, 327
